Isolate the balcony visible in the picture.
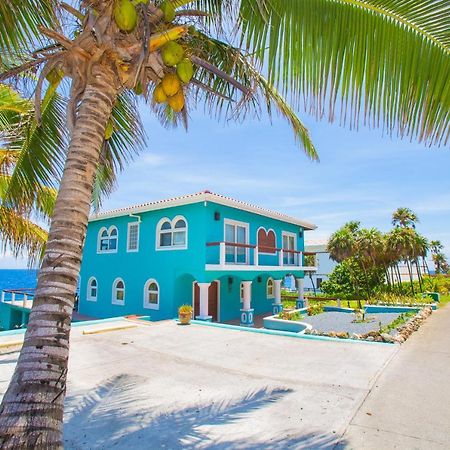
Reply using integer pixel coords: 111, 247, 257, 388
205, 242, 317, 272
0, 288, 35, 310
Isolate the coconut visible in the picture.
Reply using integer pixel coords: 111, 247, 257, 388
161, 73, 181, 97
153, 84, 167, 103
105, 120, 114, 140
114, 0, 137, 32
160, 1, 175, 22
46, 67, 64, 85
167, 90, 185, 112
161, 41, 184, 67
176, 58, 194, 83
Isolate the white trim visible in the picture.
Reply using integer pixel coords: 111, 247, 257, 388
143, 278, 159, 310
89, 191, 316, 230
282, 231, 297, 266
155, 215, 188, 251
224, 218, 250, 265
86, 276, 98, 302
256, 226, 277, 255
112, 277, 125, 305
266, 277, 275, 299
97, 225, 119, 254
127, 222, 140, 252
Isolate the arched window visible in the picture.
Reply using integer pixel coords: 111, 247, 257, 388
156, 216, 188, 250
112, 278, 125, 305
87, 277, 98, 301
257, 227, 277, 254
267, 277, 274, 299
98, 226, 119, 253
109, 227, 118, 251
143, 279, 159, 310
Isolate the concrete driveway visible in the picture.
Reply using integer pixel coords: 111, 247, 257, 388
0, 319, 397, 449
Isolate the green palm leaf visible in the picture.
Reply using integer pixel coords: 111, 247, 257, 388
193, 0, 450, 145
0, 0, 58, 57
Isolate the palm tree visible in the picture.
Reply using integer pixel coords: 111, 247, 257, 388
0, 0, 449, 446
429, 240, 446, 275
392, 207, 419, 229
432, 253, 450, 274
0, 84, 62, 263
327, 221, 360, 263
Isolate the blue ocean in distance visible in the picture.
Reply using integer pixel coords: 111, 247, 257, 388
0, 269, 38, 294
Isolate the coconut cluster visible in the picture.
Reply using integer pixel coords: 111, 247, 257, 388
112, 0, 194, 113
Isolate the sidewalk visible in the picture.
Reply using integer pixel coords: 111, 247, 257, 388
337, 305, 450, 449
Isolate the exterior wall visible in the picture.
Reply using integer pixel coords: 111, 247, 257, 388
204, 202, 305, 267
79, 199, 309, 323
304, 244, 336, 292
79, 202, 208, 320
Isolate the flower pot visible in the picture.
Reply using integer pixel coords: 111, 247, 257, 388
178, 311, 192, 325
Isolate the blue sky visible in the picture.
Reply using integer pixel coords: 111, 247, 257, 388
1, 103, 449, 268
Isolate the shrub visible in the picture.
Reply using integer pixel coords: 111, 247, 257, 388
178, 304, 193, 314
307, 303, 323, 316
277, 311, 303, 321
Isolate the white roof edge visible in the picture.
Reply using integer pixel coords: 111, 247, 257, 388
89, 191, 317, 230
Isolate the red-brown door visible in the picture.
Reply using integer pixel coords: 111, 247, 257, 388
194, 281, 219, 321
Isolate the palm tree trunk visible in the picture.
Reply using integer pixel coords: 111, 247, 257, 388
309, 272, 316, 295
0, 65, 118, 449
415, 258, 423, 292
405, 259, 415, 295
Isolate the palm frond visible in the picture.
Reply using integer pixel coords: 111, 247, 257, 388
4, 88, 67, 211
92, 91, 146, 210
192, 0, 450, 145
185, 33, 318, 159
0, 205, 47, 265
0, 0, 58, 57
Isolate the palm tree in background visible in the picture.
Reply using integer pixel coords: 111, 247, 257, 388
392, 207, 419, 229
0, 0, 449, 446
430, 240, 449, 274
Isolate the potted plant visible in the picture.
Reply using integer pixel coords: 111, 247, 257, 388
178, 304, 193, 325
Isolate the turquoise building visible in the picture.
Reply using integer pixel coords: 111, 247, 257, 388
78, 191, 317, 326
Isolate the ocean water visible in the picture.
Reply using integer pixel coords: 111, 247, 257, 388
0, 269, 38, 293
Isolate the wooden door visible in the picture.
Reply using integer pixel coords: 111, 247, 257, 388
194, 281, 218, 321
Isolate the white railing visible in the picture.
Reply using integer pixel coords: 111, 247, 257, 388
207, 242, 309, 268
1, 289, 35, 309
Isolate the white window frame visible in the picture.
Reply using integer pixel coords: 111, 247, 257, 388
224, 219, 250, 265
282, 231, 297, 266
112, 277, 125, 305
267, 277, 275, 299
127, 222, 140, 252
87, 276, 98, 302
156, 215, 188, 251
143, 279, 160, 310
97, 225, 119, 254
256, 226, 277, 255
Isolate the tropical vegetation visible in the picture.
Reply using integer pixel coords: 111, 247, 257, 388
0, 0, 449, 446
324, 208, 449, 302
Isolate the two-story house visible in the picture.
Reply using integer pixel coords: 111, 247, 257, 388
78, 191, 317, 326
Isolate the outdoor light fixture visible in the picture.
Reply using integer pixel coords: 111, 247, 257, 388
227, 277, 233, 293
257, 276, 262, 283
299, 229, 304, 238
214, 212, 220, 221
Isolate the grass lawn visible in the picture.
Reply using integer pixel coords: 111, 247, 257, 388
281, 291, 450, 310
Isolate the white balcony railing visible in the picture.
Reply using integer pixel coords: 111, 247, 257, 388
1, 288, 35, 309
206, 242, 317, 271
